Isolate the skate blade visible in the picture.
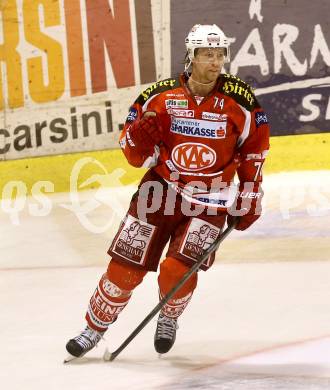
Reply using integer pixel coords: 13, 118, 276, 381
103, 347, 113, 362
63, 353, 78, 364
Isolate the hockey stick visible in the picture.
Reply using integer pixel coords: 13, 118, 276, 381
103, 217, 237, 362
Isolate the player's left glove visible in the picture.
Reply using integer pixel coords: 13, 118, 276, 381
227, 182, 264, 231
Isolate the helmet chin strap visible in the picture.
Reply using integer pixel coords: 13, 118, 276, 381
184, 59, 192, 73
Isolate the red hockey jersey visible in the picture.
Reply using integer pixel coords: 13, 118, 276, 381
119, 73, 270, 208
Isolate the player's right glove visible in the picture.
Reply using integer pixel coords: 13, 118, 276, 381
227, 182, 264, 231
127, 112, 162, 154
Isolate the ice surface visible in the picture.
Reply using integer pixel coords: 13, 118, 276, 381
1, 171, 330, 389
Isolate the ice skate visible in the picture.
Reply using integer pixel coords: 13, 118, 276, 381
64, 326, 104, 362
154, 314, 178, 354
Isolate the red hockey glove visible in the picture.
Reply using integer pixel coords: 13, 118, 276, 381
127, 113, 162, 153
227, 182, 264, 231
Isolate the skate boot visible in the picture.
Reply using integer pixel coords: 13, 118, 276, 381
154, 314, 179, 354
65, 326, 104, 359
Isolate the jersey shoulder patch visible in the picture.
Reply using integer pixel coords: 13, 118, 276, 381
135, 77, 181, 106
219, 74, 258, 111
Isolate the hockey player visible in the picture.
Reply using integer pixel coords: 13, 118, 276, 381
65, 24, 270, 359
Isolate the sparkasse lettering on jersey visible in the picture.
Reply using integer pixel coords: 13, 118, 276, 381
170, 117, 227, 139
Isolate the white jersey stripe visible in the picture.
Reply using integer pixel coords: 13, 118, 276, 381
142, 93, 160, 112
237, 104, 251, 147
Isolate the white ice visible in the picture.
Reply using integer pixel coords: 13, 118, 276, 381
1, 170, 330, 390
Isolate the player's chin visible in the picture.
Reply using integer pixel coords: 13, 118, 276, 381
208, 70, 220, 80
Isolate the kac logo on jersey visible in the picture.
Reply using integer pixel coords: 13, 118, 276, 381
171, 143, 216, 171
126, 107, 138, 123
165, 99, 188, 109
255, 111, 268, 128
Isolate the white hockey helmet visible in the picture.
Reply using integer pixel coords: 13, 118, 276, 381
185, 24, 230, 63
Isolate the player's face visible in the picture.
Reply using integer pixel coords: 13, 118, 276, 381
192, 47, 226, 82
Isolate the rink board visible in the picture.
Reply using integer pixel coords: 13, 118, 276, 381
1, 132, 330, 199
